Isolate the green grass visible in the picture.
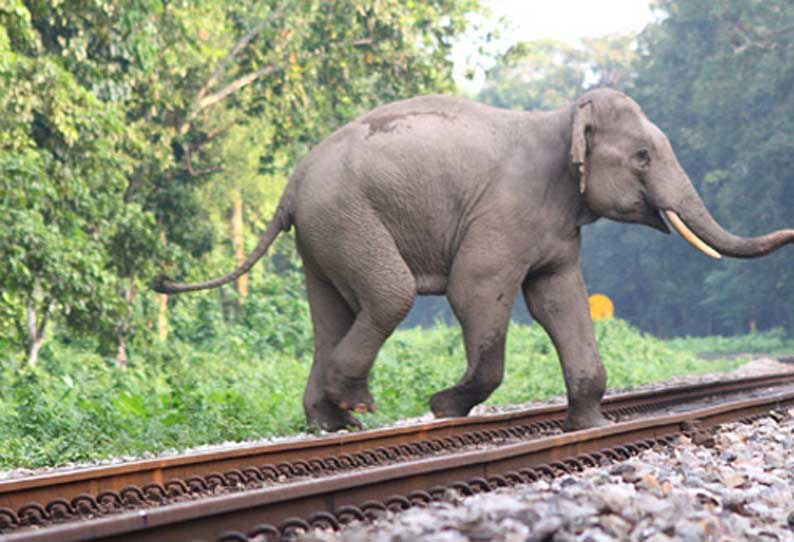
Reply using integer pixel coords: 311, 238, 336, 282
666, 327, 794, 357
365, 318, 743, 425
0, 319, 743, 469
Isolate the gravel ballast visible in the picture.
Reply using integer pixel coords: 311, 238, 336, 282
303, 410, 794, 542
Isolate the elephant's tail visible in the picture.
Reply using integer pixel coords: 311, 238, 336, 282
151, 204, 291, 295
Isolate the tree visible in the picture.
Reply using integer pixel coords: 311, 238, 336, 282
0, 0, 485, 362
0, 4, 158, 364
478, 40, 586, 111
160, 0, 484, 299
478, 34, 636, 112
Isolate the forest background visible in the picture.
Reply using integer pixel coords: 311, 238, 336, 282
1, 0, 794, 466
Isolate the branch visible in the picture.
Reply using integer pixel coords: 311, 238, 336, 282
173, 5, 378, 182
197, 64, 279, 111
767, 23, 794, 40
733, 22, 794, 54
181, 8, 372, 137
182, 121, 236, 155
182, 142, 223, 177
195, 22, 267, 105
204, 121, 236, 143
180, 7, 286, 136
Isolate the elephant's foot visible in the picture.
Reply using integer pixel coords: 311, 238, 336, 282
325, 373, 377, 414
305, 397, 363, 432
562, 407, 610, 432
429, 387, 477, 418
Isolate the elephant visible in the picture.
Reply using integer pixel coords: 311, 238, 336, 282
154, 88, 794, 431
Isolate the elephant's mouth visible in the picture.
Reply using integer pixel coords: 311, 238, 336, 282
641, 207, 671, 234
661, 209, 722, 259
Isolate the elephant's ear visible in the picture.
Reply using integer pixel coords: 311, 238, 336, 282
570, 100, 594, 194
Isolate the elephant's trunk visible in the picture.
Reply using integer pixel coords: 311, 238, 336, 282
664, 180, 794, 259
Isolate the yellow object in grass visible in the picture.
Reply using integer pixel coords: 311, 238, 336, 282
589, 293, 614, 321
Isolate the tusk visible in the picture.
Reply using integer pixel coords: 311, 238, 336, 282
664, 210, 722, 259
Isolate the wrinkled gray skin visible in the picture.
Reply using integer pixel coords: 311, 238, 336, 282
154, 88, 794, 431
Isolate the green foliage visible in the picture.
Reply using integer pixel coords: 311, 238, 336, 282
365, 318, 741, 425
478, 34, 636, 111
0, 264, 313, 467
0, 319, 741, 469
478, 40, 587, 110
0, 13, 159, 351
0, 341, 309, 467
668, 328, 794, 356
0, 0, 485, 360
166, 260, 313, 358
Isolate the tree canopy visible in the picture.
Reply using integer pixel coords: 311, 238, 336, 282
0, 0, 482, 364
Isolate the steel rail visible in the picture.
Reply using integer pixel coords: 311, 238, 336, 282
4, 386, 793, 542
1, 371, 793, 515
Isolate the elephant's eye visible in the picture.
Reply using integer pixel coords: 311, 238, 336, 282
633, 149, 651, 168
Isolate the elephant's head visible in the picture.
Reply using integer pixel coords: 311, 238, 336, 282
571, 88, 794, 258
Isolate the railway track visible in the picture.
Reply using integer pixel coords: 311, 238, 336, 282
2, 372, 794, 542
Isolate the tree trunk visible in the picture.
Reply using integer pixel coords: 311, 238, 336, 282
116, 284, 136, 368
117, 336, 128, 366
26, 282, 52, 367
158, 229, 169, 342
231, 189, 249, 304
27, 336, 44, 368
158, 293, 169, 341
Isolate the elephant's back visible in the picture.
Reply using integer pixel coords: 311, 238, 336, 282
290, 95, 516, 283
291, 96, 513, 218
293, 95, 514, 202
353, 95, 514, 155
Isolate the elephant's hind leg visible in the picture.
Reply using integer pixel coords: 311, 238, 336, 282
320, 221, 416, 415
302, 263, 361, 431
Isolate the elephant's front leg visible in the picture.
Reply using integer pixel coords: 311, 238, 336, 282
523, 265, 609, 431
